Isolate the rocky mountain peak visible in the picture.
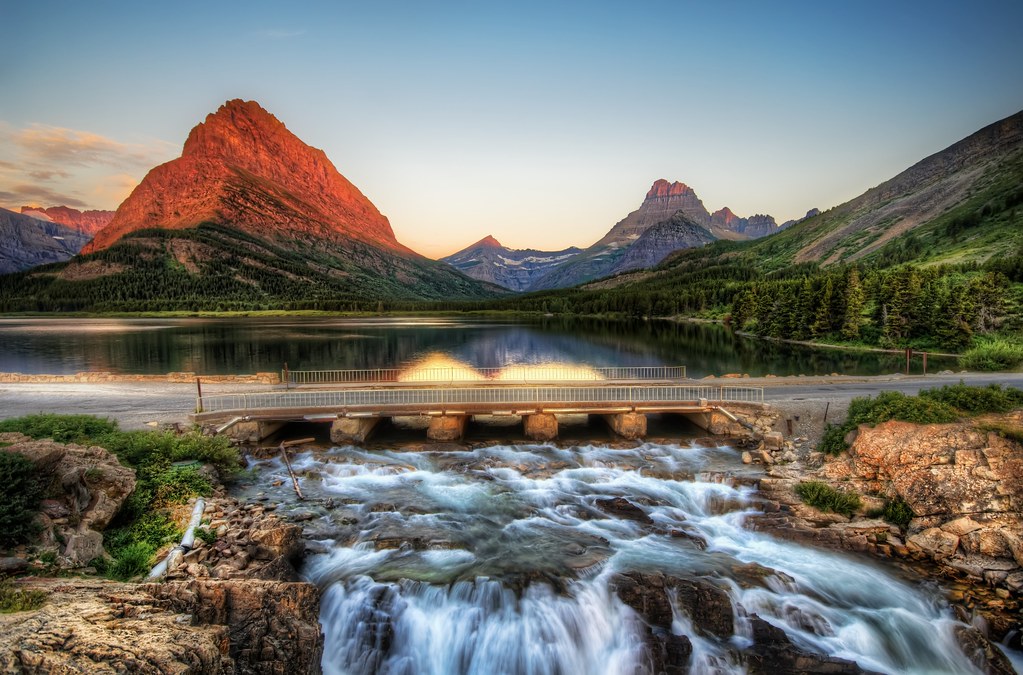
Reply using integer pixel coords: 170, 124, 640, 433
645, 179, 696, 200
20, 205, 113, 236
710, 207, 739, 226
83, 99, 406, 255
474, 235, 503, 249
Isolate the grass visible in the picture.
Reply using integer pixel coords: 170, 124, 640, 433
0, 414, 240, 580
867, 496, 915, 529
0, 578, 47, 613
919, 382, 1023, 414
795, 481, 862, 517
978, 422, 1023, 444
961, 337, 1023, 371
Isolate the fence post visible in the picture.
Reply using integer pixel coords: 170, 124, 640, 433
195, 378, 203, 413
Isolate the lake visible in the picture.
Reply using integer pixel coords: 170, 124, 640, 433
0, 316, 955, 376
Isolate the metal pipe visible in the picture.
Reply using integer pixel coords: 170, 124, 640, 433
147, 497, 206, 579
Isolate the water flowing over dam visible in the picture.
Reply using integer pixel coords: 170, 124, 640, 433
246, 442, 995, 674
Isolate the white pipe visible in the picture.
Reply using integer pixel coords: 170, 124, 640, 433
146, 497, 206, 579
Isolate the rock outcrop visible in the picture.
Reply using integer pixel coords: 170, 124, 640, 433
20, 205, 114, 236
0, 432, 135, 564
610, 571, 872, 674
0, 578, 235, 673
0, 493, 324, 674
820, 418, 1023, 591
0, 207, 92, 274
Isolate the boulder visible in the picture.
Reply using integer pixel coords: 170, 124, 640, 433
1, 438, 136, 564
906, 528, 959, 560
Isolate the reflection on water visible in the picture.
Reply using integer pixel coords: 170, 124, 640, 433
0, 316, 957, 376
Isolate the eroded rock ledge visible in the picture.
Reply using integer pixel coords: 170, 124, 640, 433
756, 414, 1023, 648
0, 489, 323, 674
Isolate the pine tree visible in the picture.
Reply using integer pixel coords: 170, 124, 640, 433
841, 268, 864, 340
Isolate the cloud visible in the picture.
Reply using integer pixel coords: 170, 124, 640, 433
0, 184, 89, 209
12, 124, 172, 169
28, 169, 72, 181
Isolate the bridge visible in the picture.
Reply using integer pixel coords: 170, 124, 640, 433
192, 366, 765, 444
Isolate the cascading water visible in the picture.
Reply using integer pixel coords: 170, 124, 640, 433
245, 442, 1017, 674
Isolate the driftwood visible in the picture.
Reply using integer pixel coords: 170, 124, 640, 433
278, 438, 314, 500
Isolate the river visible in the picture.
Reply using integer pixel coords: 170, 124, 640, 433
241, 440, 1011, 674
0, 316, 955, 376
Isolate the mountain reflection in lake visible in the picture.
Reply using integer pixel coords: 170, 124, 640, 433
0, 316, 955, 376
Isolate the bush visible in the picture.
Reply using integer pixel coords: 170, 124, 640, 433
961, 338, 1023, 371
919, 382, 1023, 415
0, 414, 117, 444
0, 452, 44, 549
795, 480, 861, 517
881, 497, 914, 529
0, 578, 47, 613
107, 542, 155, 581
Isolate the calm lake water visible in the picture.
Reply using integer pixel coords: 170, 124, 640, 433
0, 316, 956, 376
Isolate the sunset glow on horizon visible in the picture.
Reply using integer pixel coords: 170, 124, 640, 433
3, 0, 1022, 258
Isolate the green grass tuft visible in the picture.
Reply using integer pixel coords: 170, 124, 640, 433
0, 579, 47, 613
0, 452, 44, 549
795, 481, 862, 517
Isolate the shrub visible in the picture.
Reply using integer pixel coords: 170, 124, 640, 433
961, 338, 1023, 372
0, 452, 44, 549
919, 382, 1023, 415
0, 414, 117, 444
880, 497, 914, 529
0, 578, 47, 613
107, 542, 155, 581
795, 480, 861, 517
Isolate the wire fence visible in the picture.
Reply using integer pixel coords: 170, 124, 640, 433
198, 384, 763, 414
285, 365, 687, 386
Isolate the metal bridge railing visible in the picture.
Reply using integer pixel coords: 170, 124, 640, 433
285, 365, 687, 386
197, 384, 762, 414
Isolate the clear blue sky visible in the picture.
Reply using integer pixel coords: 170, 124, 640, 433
2, 0, 1021, 257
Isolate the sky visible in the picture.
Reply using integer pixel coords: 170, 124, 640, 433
2, 1, 1022, 258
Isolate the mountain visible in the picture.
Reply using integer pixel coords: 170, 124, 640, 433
83, 99, 407, 254
441, 236, 582, 292
0, 208, 92, 274
0, 100, 498, 311
19, 206, 113, 236
528, 180, 791, 290
608, 211, 717, 274
750, 110, 1023, 268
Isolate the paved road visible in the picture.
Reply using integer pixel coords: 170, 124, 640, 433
1, 372, 1021, 431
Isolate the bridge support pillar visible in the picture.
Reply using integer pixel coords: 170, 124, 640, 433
331, 417, 381, 445
685, 410, 743, 435
523, 413, 558, 441
427, 415, 468, 442
603, 412, 647, 440
229, 420, 284, 443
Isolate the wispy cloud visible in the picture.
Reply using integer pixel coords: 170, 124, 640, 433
0, 121, 174, 210
0, 185, 89, 209
12, 124, 172, 169
28, 169, 72, 181
253, 28, 306, 39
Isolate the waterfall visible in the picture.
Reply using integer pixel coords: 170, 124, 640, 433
247, 442, 1017, 674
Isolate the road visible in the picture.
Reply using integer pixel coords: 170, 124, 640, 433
1, 372, 1021, 432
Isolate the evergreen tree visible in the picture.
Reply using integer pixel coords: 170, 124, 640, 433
841, 267, 864, 340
